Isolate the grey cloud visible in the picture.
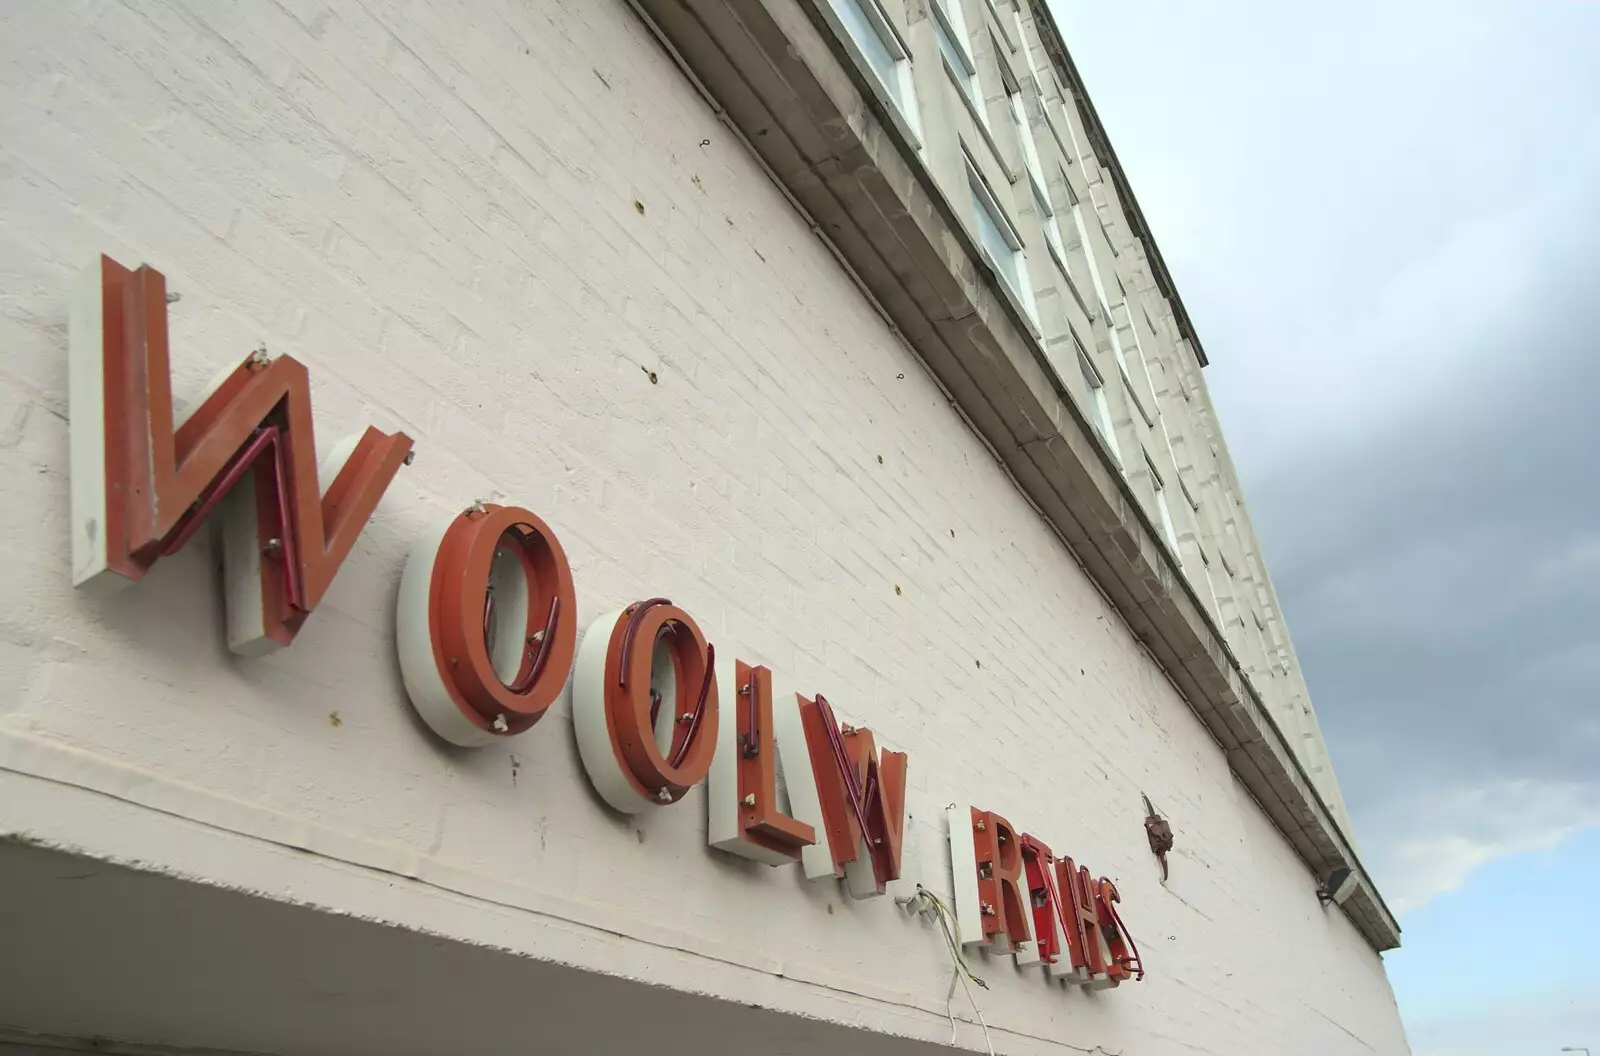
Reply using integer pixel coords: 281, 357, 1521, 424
1258, 294, 1600, 803
1048, 0, 1600, 905
1245, 191, 1600, 900
1251, 191, 1600, 795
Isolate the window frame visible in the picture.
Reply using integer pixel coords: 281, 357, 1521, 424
1146, 452, 1181, 556
1031, 176, 1069, 279
932, 0, 985, 126
1071, 196, 1113, 317
1007, 87, 1047, 191
1006, 83, 1064, 280
818, 0, 925, 149
984, 0, 1016, 50
964, 147, 1038, 323
1011, 7, 1043, 94
1078, 341, 1122, 465
1198, 548, 1226, 627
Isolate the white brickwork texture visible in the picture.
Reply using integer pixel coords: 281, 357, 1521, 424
0, 1, 1410, 1053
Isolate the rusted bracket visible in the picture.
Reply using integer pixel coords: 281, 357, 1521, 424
1142, 793, 1174, 883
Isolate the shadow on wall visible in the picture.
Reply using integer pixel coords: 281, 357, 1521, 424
0, 839, 967, 1056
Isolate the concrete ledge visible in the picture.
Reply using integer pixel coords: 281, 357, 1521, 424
629, 0, 1400, 952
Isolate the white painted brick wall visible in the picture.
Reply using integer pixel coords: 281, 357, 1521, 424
0, 1, 1410, 1053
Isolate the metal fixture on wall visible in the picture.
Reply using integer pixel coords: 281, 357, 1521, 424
1142, 794, 1174, 882
1318, 867, 1359, 907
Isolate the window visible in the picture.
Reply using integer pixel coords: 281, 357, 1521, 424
1009, 90, 1046, 190
1078, 344, 1121, 464
965, 151, 1037, 322
1008, 87, 1065, 277
1053, 73, 1089, 162
1070, 197, 1131, 370
1011, 8, 1044, 97
985, 0, 1015, 49
1147, 454, 1180, 555
933, 0, 984, 123
1119, 278, 1150, 363
1032, 178, 1068, 276
1198, 548, 1225, 627
1142, 304, 1161, 344
1107, 318, 1131, 374
823, 0, 923, 145
1071, 199, 1111, 312
1250, 610, 1275, 675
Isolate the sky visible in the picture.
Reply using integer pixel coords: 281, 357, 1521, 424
1047, 1, 1600, 1052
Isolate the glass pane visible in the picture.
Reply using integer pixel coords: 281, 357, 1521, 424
971, 184, 1021, 292
1032, 179, 1068, 270
938, 0, 974, 55
833, 0, 898, 100
1095, 388, 1116, 444
1012, 94, 1047, 188
1079, 359, 1102, 430
1109, 324, 1130, 372
1073, 204, 1111, 312
936, 14, 973, 88
1046, 214, 1067, 264
1013, 10, 1035, 70
1156, 486, 1179, 550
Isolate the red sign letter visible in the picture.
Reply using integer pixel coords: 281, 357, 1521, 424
707, 661, 818, 864
1096, 877, 1145, 983
968, 808, 1034, 953
1059, 857, 1112, 987
1017, 834, 1070, 969
69, 255, 412, 654
795, 693, 907, 897
573, 600, 720, 813
397, 504, 578, 746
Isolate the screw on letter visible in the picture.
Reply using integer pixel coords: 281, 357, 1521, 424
491, 714, 509, 733
656, 787, 674, 803
741, 794, 756, 807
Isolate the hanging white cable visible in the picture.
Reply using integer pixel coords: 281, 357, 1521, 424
902, 885, 995, 1056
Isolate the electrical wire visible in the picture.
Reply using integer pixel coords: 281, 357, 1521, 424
906, 885, 995, 1056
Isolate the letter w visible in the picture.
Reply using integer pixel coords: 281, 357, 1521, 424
795, 693, 908, 898
69, 255, 413, 655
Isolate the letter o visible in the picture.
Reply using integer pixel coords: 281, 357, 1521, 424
573, 600, 719, 813
397, 504, 577, 746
